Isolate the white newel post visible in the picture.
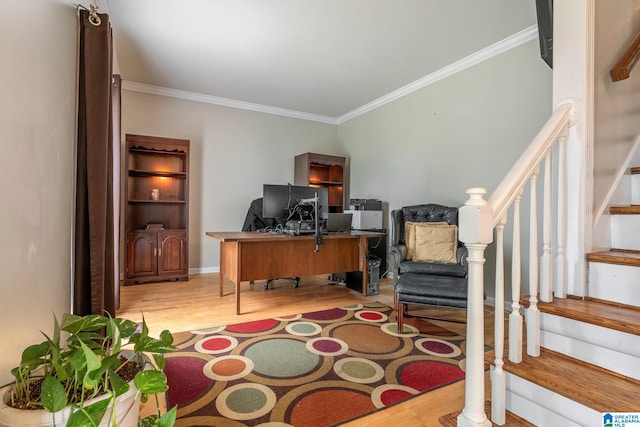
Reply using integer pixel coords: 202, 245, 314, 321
458, 188, 493, 427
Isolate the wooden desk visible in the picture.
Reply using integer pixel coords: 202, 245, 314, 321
206, 231, 385, 314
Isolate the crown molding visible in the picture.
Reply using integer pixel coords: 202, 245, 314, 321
336, 25, 539, 124
121, 25, 537, 126
120, 81, 339, 125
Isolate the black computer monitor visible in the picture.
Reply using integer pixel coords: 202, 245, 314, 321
262, 184, 329, 220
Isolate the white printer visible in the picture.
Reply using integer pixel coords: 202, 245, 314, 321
345, 198, 383, 230
345, 210, 382, 230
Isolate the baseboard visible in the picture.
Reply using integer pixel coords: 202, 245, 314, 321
485, 296, 514, 314
120, 266, 220, 281
189, 266, 219, 275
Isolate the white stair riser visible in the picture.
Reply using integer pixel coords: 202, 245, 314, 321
632, 173, 640, 205
588, 262, 640, 307
611, 214, 640, 250
504, 373, 600, 427
540, 313, 640, 380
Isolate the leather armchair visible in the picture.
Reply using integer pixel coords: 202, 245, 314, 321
389, 204, 469, 331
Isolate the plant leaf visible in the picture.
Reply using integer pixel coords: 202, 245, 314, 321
141, 314, 149, 338
52, 313, 61, 348
134, 336, 176, 354
113, 318, 138, 339
66, 398, 111, 427
20, 342, 49, 364
79, 315, 109, 332
106, 317, 121, 355
109, 370, 130, 397
61, 313, 107, 335
138, 406, 177, 427
59, 313, 84, 334
42, 332, 69, 382
157, 406, 177, 427
78, 339, 102, 390
152, 353, 165, 370
101, 354, 121, 373
68, 348, 87, 373
134, 370, 168, 394
159, 330, 174, 346
68, 331, 106, 353
137, 414, 158, 427
41, 375, 68, 413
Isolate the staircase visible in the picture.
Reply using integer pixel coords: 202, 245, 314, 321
493, 167, 640, 426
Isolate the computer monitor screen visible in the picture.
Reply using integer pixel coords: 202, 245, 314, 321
262, 184, 329, 220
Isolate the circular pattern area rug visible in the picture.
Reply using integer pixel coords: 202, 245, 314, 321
164, 302, 467, 426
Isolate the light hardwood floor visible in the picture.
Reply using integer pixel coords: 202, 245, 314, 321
117, 273, 496, 426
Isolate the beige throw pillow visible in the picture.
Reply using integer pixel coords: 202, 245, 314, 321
405, 221, 448, 261
412, 222, 458, 264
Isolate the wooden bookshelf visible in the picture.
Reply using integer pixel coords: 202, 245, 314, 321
294, 152, 346, 213
124, 134, 189, 284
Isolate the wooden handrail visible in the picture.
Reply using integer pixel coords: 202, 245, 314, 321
610, 31, 640, 82
488, 102, 573, 227
458, 98, 580, 426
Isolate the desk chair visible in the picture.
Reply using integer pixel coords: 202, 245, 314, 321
242, 198, 300, 290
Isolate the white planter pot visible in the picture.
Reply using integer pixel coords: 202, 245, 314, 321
0, 379, 141, 427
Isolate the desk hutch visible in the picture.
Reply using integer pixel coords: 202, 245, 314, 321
294, 152, 346, 213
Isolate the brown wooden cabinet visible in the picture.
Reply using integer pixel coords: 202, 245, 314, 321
294, 152, 346, 213
124, 134, 189, 284
126, 231, 187, 279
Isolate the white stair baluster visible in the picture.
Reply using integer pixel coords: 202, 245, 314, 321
509, 194, 523, 363
556, 131, 568, 298
527, 168, 540, 357
491, 215, 507, 425
540, 150, 553, 302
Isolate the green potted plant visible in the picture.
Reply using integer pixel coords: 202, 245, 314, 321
0, 313, 177, 427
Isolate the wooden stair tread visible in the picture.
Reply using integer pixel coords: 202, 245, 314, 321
631, 166, 640, 174
439, 401, 534, 427
586, 249, 640, 267
609, 205, 640, 214
486, 348, 640, 413
535, 296, 640, 335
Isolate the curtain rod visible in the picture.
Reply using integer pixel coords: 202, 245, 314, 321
76, 3, 101, 26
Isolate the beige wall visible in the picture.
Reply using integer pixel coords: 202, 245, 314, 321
593, 2, 640, 216
340, 40, 552, 212
120, 91, 340, 271
120, 40, 552, 305
0, 0, 78, 384
339, 40, 553, 297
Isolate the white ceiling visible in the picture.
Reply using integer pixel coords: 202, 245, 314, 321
104, 0, 539, 121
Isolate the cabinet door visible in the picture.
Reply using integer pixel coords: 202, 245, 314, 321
157, 231, 187, 276
126, 232, 157, 278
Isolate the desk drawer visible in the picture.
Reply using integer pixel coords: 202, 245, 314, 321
238, 238, 359, 280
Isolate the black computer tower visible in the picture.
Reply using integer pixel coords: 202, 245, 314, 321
345, 232, 387, 294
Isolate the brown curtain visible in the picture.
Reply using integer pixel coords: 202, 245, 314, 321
112, 74, 122, 311
74, 9, 116, 316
